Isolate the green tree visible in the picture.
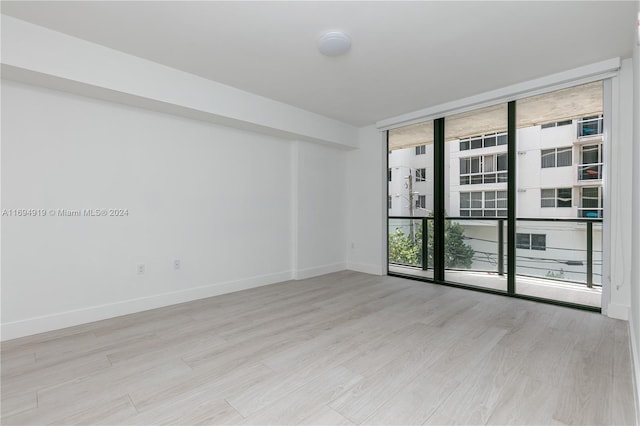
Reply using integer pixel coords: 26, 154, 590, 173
389, 218, 474, 269
388, 226, 421, 266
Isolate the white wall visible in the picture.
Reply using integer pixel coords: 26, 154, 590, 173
293, 141, 348, 279
1, 80, 351, 340
1, 15, 358, 149
345, 125, 386, 275
608, 58, 635, 319
629, 1, 640, 414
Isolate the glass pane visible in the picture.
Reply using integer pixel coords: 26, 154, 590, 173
470, 138, 482, 149
484, 136, 496, 147
497, 191, 507, 209
531, 234, 547, 250
541, 149, 556, 168
388, 120, 434, 280
516, 81, 602, 308
485, 191, 496, 208
460, 158, 469, 174
541, 188, 555, 198
460, 192, 470, 208
557, 188, 572, 207
484, 155, 495, 172
497, 154, 508, 171
541, 189, 555, 207
516, 233, 530, 249
484, 174, 496, 184
388, 218, 425, 260
470, 157, 480, 173
582, 145, 599, 164
582, 187, 599, 207
470, 192, 483, 208
556, 147, 572, 167
445, 103, 507, 291
470, 175, 483, 185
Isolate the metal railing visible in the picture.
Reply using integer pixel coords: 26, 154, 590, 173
388, 216, 602, 288
577, 116, 603, 138
577, 163, 603, 181
577, 208, 603, 219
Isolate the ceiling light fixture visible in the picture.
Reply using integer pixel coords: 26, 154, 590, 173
317, 31, 351, 57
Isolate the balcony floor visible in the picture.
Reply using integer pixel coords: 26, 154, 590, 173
388, 265, 601, 308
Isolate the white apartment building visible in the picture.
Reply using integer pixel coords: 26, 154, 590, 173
388, 116, 604, 285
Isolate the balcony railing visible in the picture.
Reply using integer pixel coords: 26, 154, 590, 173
459, 171, 508, 185
577, 116, 603, 138
388, 216, 602, 288
578, 163, 603, 181
578, 208, 603, 219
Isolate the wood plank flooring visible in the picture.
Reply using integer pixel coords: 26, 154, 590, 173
1, 271, 636, 425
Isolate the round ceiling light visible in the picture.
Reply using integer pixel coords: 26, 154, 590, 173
317, 31, 351, 57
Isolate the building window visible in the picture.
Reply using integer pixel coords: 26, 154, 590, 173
415, 145, 426, 155
541, 147, 572, 168
516, 233, 547, 250
459, 132, 507, 151
388, 168, 392, 182
540, 119, 572, 129
577, 115, 603, 138
579, 144, 602, 180
460, 191, 507, 217
415, 195, 426, 209
460, 154, 507, 185
541, 188, 572, 208
579, 187, 603, 218
415, 168, 426, 182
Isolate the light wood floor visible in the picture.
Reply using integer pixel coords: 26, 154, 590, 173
1, 271, 636, 425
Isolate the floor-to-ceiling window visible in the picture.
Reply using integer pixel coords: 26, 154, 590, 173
514, 82, 603, 307
388, 121, 434, 279
387, 80, 605, 310
443, 104, 508, 291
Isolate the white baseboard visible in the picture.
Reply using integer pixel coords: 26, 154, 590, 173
629, 315, 640, 424
346, 262, 384, 276
1, 270, 293, 341
607, 303, 630, 320
294, 262, 346, 280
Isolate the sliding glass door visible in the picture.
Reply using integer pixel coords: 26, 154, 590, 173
387, 80, 605, 311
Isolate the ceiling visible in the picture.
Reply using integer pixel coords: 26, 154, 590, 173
390, 81, 603, 150
1, 1, 636, 127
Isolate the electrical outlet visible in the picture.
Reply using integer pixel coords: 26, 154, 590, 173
137, 264, 145, 275
174, 259, 181, 270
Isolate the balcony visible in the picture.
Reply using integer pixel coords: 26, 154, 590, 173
578, 208, 603, 219
577, 162, 603, 181
388, 216, 602, 308
577, 116, 603, 138
459, 172, 508, 185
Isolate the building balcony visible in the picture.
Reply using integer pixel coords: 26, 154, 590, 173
577, 116, 603, 139
577, 162, 603, 181
578, 207, 603, 219
459, 172, 508, 185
